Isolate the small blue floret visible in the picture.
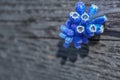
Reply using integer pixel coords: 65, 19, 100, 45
59, 2, 107, 49
88, 4, 98, 17
69, 12, 81, 23
75, 2, 86, 15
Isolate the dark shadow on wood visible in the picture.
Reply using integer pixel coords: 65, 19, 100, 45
56, 40, 89, 65
103, 29, 120, 38
89, 35, 101, 45
103, 22, 120, 38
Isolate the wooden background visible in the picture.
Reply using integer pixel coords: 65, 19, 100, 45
0, 0, 120, 80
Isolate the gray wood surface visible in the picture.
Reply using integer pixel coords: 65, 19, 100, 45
0, 0, 120, 80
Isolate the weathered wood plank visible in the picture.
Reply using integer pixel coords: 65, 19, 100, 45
0, 0, 120, 80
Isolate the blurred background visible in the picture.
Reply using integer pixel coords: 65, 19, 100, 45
0, 0, 120, 80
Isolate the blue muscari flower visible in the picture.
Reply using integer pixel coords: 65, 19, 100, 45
59, 2, 107, 49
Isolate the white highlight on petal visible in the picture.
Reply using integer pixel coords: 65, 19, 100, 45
103, 15, 108, 21
100, 25, 104, 33
70, 12, 80, 19
91, 4, 98, 9
81, 12, 89, 21
77, 25, 84, 33
89, 24, 97, 32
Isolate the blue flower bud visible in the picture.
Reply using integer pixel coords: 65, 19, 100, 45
63, 37, 73, 48
74, 37, 82, 49
84, 24, 97, 38
91, 15, 107, 24
59, 33, 66, 39
66, 29, 74, 37
75, 2, 86, 15
66, 20, 72, 28
95, 24, 104, 34
60, 25, 74, 36
69, 12, 81, 23
88, 4, 98, 17
60, 25, 69, 33
60, 25, 67, 32
65, 37, 73, 44
86, 24, 97, 33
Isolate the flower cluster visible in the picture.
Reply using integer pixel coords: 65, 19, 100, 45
59, 2, 107, 49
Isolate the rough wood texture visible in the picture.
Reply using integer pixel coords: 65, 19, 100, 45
0, 0, 120, 80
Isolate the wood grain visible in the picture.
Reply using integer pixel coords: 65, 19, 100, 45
0, 0, 119, 80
